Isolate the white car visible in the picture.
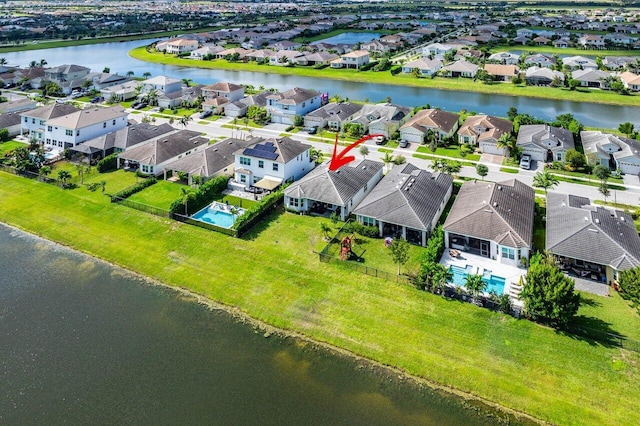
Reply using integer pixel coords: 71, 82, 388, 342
519, 154, 531, 170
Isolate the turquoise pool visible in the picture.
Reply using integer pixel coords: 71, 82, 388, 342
449, 265, 506, 295
191, 203, 244, 229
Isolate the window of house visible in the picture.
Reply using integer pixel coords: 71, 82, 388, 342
258, 160, 264, 168
362, 216, 377, 226
32, 118, 35, 124
24, 117, 28, 123
39, 120, 45, 126
272, 163, 279, 172
76, 130, 80, 136
557, 153, 562, 161
103, 122, 107, 128
47, 126, 52, 131
501, 247, 515, 260
240, 157, 251, 166
290, 198, 300, 207
240, 175, 246, 183
65, 129, 73, 136
112, 120, 116, 125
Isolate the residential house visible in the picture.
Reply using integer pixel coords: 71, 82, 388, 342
441, 60, 479, 78
233, 137, 313, 190
553, 39, 570, 49
44, 64, 90, 84
215, 47, 251, 60
0, 111, 26, 137
43, 105, 129, 149
87, 72, 131, 91
100, 81, 140, 101
487, 52, 520, 65
579, 34, 605, 49
620, 71, 640, 91
603, 56, 638, 70
268, 40, 301, 51
141, 75, 182, 95
266, 87, 322, 125
0, 98, 36, 113
546, 192, 640, 285
163, 137, 255, 184
190, 44, 224, 60
362, 40, 390, 54
331, 50, 370, 69
269, 50, 304, 66
483, 64, 520, 82
533, 36, 552, 46
69, 122, 175, 160
353, 163, 453, 246
516, 124, 574, 163
422, 42, 457, 58
202, 96, 229, 115
303, 102, 363, 131
156, 85, 202, 109
563, 55, 598, 70
604, 33, 635, 46
295, 52, 339, 66
581, 130, 640, 175
512, 35, 531, 45
20, 103, 80, 142
458, 115, 513, 155
571, 69, 610, 88
165, 38, 199, 55
401, 58, 443, 76
202, 82, 245, 102
245, 49, 277, 63
399, 109, 460, 143
350, 103, 411, 138
117, 129, 209, 176
525, 66, 564, 86
524, 53, 556, 68
284, 159, 384, 221
224, 92, 270, 118
443, 179, 535, 267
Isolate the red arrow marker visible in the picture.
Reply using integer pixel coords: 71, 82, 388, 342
328, 133, 384, 171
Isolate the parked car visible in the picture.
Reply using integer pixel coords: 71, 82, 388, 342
305, 126, 318, 134
374, 136, 386, 145
399, 140, 409, 148
132, 101, 147, 110
519, 154, 531, 170
199, 110, 212, 119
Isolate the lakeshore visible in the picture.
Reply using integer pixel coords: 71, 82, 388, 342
1, 171, 639, 426
129, 46, 640, 108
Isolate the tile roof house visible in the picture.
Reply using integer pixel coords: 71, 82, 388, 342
353, 163, 453, 246
266, 87, 322, 125
487, 52, 520, 65
224, 92, 271, 118
443, 179, 535, 267
571, 69, 611, 89
399, 109, 460, 144
117, 129, 209, 176
295, 51, 339, 66
524, 53, 556, 69
303, 102, 363, 131
284, 159, 384, 221
69, 122, 175, 159
620, 71, 640, 91
458, 115, 513, 155
350, 103, 412, 138
163, 137, 255, 185
0, 98, 37, 114
441, 60, 479, 78
563, 55, 598, 70
483, 64, 520, 82
202, 82, 245, 102
517, 124, 575, 162
233, 137, 313, 191
546, 192, 640, 285
331, 50, 370, 69
44, 64, 90, 83
165, 38, 199, 55
401, 58, 443, 76
525, 66, 564, 86
581, 130, 640, 176
0, 111, 25, 137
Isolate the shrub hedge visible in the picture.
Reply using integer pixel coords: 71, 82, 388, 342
111, 177, 156, 200
234, 184, 288, 236
421, 224, 445, 264
341, 221, 379, 238
169, 175, 229, 215
96, 153, 118, 173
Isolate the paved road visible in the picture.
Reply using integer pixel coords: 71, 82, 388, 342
146, 111, 640, 206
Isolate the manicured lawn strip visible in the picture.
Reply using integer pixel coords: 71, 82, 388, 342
548, 169, 624, 183
416, 145, 481, 161
554, 175, 626, 191
0, 140, 26, 155
576, 291, 640, 342
1, 172, 640, 426
127, 180, 183, 210
500, 167, 519, 174
129, 47, 640, 107
212, 194, 258, 210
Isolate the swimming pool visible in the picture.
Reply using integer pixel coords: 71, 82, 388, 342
449, 265, 506, 295
191, 202, 245, 229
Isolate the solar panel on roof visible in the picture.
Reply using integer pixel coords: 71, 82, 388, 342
243, 148, 279, 161
254, 143, 277, 152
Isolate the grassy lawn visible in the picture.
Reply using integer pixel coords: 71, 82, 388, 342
212, 193, 258, 210
1, 171, 640, 426
129, 47, 640, 107
127, 180, 183, 210
576, 291, 640, 342
500, 167, 519, 174
554, 175, 626, 191
0, 140, 27, 156
416, 145, 481, 161
548, 168, 624, 183
533, 197, 546, 253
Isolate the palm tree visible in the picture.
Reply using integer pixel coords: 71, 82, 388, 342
145, 89, 158, 106
432, 264, 453, 296
320, 222, 331, 240
496, 133, 519, 159
532, 170, 559, 195
0, 57, 7, 66
39, 59, 47, 67
310, 147, 324, 164
359, 145, 369, 159
28, 60, 37, 68
126, 70, 134, 77
464, 274, 486, 305
382, 151, 395, 172
57, 170, 72, 188
425, 129, 438, 152
181, 78, 192, 88
142, 71, 152, 79
180, 187, 195, 215
179, 115, 192, 128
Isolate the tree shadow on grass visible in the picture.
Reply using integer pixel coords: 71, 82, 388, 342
238, 207, 286, 241
556, 315, 626, 349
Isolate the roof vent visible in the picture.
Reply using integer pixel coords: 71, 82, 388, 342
362, 166, 366, 170
584, 216, 589, 221
595, 218, 600, 224
621, 217, 625, 222
493, 202, 498, 207
498, 186, 502, 190
588, 228, 599, 233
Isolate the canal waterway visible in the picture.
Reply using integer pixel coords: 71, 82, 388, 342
0, 224, 524, 424
3, 39, 638, 128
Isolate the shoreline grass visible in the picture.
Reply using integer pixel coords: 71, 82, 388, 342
1, 170, 640, 425
129, 47, 640, 107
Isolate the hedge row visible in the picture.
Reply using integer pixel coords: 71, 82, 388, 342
96, 153, 118, 173
421, 224, 445, 264
341, 221, 379, 238
169, 175, 229, 215
234, 185, 287, 236
111, 177, 157, 200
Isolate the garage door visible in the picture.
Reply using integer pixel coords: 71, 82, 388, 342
480, 142, 505, 155
619, 161, 640, 176
523, 148, 545, 162
401, 132, 423, 144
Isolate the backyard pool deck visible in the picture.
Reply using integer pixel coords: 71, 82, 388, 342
440, 251, 526, 304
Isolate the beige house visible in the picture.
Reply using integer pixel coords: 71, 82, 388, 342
165, 38, 199, 55
458, 115, 513, 155
399, 109, 460, 143
331, 50, 370, 69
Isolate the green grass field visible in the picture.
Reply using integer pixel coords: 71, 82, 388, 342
127, 180, 183, 210
0, 140, 26, 156
1, 171, 640, 426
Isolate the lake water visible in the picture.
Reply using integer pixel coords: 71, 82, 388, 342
0, 224, 522, 424
311, 32, 382, 45
2, 39, 638, 127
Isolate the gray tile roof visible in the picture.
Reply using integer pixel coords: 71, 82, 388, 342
118, 130, 209, 165
353, 163, 453, 231
285, 159, 384, 206
20, 103, 80, 121
546, 192, 640, 270
164, 137, 254, 177
304, 102, 362, 121
80, 123, 175, 152
235, 136, 311, 163
46, 106, 127, 130
517, 124, 575, 151
443, 179, 535, 248
268, 87, 319, 105
0, 111, 22, 128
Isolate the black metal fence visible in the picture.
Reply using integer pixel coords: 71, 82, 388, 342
318, 251, 412, 285
110, 196, 172, 218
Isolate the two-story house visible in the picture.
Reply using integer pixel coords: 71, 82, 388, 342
202, 82, 245, 102
266, 87, 322, 125
458, 115, 513, 155
141, 76, 182, 95
330, 50, 370, 69
20, 103, 80, 142
44, 106, 129, 149
232, 137, 313, 191
44, 64, 91, 84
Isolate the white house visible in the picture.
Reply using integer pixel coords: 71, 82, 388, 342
284, 159, 384, 221
43, 105, 129, 149
44, 64, 91, 84
401, 58, 442, 76
232, 137, 313, 190
165, 38, 199, 55
266, 87, 322, 125
141, 76, 182, 95
399, 109, 460, 143
581, 130, 640, 175
563, 56, 598, 70
330, 50, 370, 69
101, 81, 140, 101
516, 124, 575, 163
620, 71, 640, 91
20, 103, 80, 142
487, 52, 520, 65
422, 42, 457, 58
441, 60, 479, 78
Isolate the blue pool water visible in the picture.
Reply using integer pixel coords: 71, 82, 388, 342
449, 265, 506, 295
191, 203, 244, 229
